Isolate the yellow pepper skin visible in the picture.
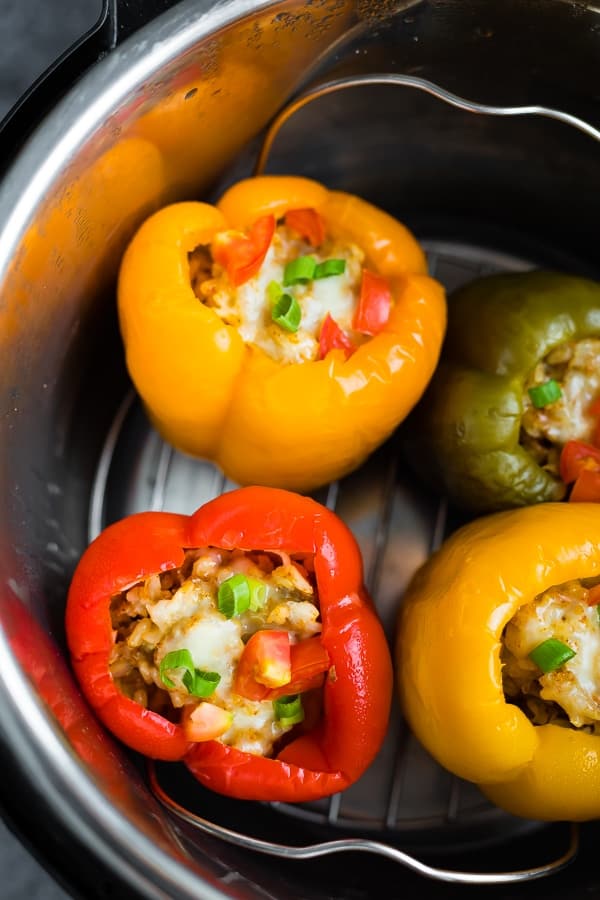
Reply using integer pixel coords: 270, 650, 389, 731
117, 175, 446, 491
396, 502, 600, 822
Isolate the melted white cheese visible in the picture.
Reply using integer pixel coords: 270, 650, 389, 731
147, 580, 209, 631
504, 589, 600, 727
220, 698, 287, 756
157, 607, 244, 700
523, 338, 600, 446
201, 225, 365, 364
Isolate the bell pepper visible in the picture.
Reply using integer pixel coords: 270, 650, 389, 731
396, 501, 600, 822
117, 174, 446, 492
405, 270, 600, 513
65, 486, 393, 803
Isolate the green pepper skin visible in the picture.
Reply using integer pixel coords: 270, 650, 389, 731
405, 270, 600, 513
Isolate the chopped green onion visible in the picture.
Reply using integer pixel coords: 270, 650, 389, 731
273, 694, 304, 727
160, 649, 193, 689
218, 574, 253, 618
596, 604, 600, 625
314, 258, 346, 279
267, 280, 283, 304
283, 255, 316, 286
272, 293, 302, 332
217, 573, 267, 616
528, 379, 562, 408
246, 576, 268, 611
184, 669, 221, 697
528, 638, 576, 674
159, 649, 221, 697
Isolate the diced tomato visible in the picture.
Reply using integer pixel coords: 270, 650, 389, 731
587, 584, 600, 606
285, 207, 326, 247
318, 313, 355, 360
589, 398, 600, 447
353, 269, 392, 336
182, 702, 232, 742
569, 468, 600, 503
268, 637, 331, 700
255, 631, 291, 688
559, 440, 600, 485
211, 214, 275, 286
234, 630, 291, 700
234, 634, 330, 702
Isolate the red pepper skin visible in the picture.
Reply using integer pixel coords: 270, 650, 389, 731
66, 487, 393, 801
182, 486, 393, 802
66, 511, 192, 760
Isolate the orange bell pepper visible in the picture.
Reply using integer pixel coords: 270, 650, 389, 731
117, 175, 446, 491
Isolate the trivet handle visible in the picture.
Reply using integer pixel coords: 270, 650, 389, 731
148, 762, 579, 886
254, 73, 600, 176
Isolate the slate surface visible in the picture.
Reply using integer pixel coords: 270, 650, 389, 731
1, 2, 103, 897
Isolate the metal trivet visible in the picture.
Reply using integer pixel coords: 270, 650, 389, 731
147, 760, 579, 884
147, 761, 579, 885
252, 72, 600, 177
92, 73, 600, 884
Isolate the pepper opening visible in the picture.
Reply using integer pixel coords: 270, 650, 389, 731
187, 217, 370, 364
519, 338, 600, 484
109, 546, 326, 756
501, 575, 600, 732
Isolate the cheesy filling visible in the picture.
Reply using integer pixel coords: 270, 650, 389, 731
520, 338, 600, 477
109, 547, 323, 756
190, 222, 366, 364
502, 579, 600, 732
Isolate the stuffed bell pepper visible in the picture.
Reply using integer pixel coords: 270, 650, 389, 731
66, 486, 393, 802
404, 270, 600, 513
397, 501, 600, 822
117, 175, 446, 492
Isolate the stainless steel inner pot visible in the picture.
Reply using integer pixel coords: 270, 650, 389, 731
2, 1, 600, 897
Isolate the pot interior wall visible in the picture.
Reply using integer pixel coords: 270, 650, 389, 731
2, 1, 600, 898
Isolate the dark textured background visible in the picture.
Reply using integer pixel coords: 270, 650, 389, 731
0, 1, 102, 120
1, 2, 102, 897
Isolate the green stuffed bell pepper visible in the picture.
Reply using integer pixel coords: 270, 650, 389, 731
405, 270, 600, 513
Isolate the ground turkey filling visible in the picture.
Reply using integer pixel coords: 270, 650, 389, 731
502, 578, 600, 732
520, 337, 600, 482
189, 221, 367, 365
109, 547, 324, 756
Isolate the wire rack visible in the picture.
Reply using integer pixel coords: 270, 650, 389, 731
86, 72, 600, 884
90, 239, 579, 883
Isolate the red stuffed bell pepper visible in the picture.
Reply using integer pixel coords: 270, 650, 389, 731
65, 486, 393, 802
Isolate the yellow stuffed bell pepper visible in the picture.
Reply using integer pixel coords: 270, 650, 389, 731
117, 175, 445, 491
396, 502, 600, 822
